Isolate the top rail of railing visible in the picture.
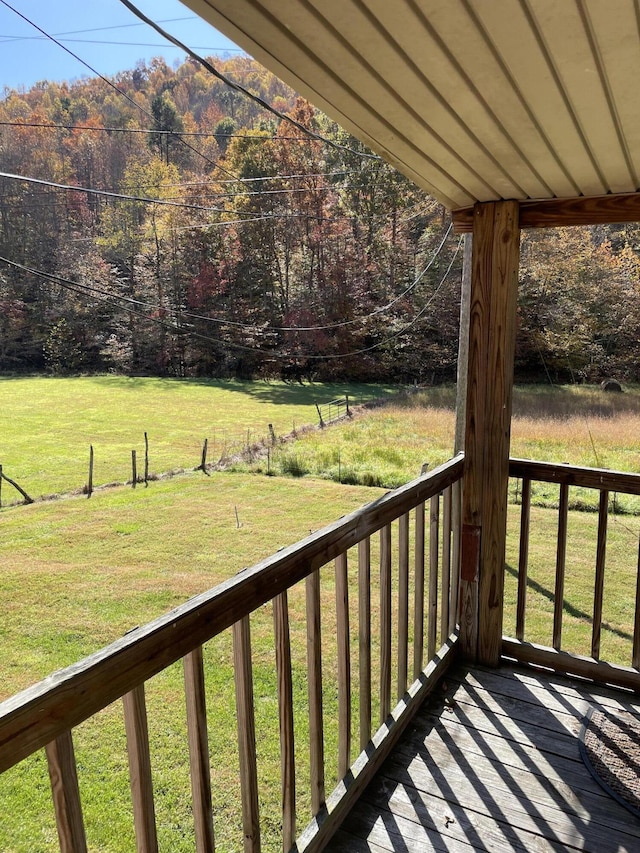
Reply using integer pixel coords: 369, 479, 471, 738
0, 454, 464, 775
510, 458, 640, 495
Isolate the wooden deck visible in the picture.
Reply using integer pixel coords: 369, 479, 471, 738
324, 662, 640, 852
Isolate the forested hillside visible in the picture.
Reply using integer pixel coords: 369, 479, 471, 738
1, 55, 639, 383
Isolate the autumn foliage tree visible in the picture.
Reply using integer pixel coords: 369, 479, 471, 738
0, 56, 637, 383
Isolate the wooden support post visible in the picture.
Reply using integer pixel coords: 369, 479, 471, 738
131, 450, 137, 489
460, 200, 521, 665
144, 432, 149, 487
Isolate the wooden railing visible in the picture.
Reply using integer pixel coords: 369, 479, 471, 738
0, 455, 463, 853
505, 458, 640, 691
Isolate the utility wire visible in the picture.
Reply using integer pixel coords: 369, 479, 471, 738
0, 16, 197, 42
0, 226, 456, 335
0, 121, 341, 142
117, 0, 381, 162
0, 0, 245, 186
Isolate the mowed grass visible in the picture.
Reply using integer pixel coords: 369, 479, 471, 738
0, 473, 386, 852
3, 379, 640, 850
0, 375, 392, 499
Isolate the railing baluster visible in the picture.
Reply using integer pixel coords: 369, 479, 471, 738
634, 540, 640, 669
183, 647, 215, 853
273, 591, 295, 851
305, 570, 325, 813
233, 616, 260, 853
592, 490, 609, 660
45, 730, 87, 853
335, 553, 351, 779
358, 538, 371, 750
441, 486, 452, 645
413, 501, 426, 679
516, 478, 531, 641
123, 684, 158, 853
379, 524, 392, 722
553, 483, 569, 651
397, 513, 409, 698
450, 478, 462, 635
428, 494, 440, 661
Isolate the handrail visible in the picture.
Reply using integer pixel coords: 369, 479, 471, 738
510, 457, 640, 494
506, 456, 640, 690
0, 454, 464, 776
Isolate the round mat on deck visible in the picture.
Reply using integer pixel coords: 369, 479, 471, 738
579, 706, 640, 818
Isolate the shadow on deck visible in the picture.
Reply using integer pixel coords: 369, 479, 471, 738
326, 662, 640, 852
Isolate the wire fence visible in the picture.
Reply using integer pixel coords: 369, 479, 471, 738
0, 394, 370, 508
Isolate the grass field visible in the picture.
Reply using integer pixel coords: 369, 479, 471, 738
2, 377, 640, 851
0, 375, 393, 500
0, 474, 385, 852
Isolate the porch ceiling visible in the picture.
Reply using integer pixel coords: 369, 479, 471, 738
179, 0, 640, 212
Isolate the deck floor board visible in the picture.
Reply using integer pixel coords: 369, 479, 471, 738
323, 662, 640, 852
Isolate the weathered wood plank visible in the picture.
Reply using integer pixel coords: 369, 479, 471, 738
0, 456, 463, 775
379, 525, 392, 724
335, 553, 351, 780
449, 479, 461, 636
45, 730, 87, 853
510, 458, 640, 494
273, 590, 296, 850
441, 486, 452, 645
183, 647, 215, 853
305, 570, 325, 814
122, 684, 158, 853
634, 543, 640, 669
452, 191, 640, 233
413, 502, 425, 679
461, 662, 640, 715
427, 495, 439, 661
553, 483, 569, 651
461, 200, 520, 665
377, 736, 640, 851
397, 513, 409, 699
295, 635, 458, 853
592, 490, 609, 660
515, 478, 531, 641
358, 538, 372, 751
503, 638, 640, 693
233, 616, 260, 853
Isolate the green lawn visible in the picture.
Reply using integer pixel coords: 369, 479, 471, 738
0, 375, 393, 499
2, 379, 640, 851
0, 473, 385, 853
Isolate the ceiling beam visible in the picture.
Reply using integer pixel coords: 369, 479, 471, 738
452, 191, 640, 233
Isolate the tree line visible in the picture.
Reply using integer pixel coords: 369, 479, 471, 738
1, 55, 639, 384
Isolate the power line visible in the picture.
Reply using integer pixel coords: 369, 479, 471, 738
0, 121, 335, 142
0, 16, 198, 43
117, 0, 382, 162
0, 233, 461, 352
0, 0, 245, 187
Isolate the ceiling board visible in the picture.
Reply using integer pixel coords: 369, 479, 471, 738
181, 0, 640, 210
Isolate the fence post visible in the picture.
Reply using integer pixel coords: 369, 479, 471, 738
0, 463, 2, 508
87, 445, 94, 499
144, 432, 149, 487
200, 438, 208, 473
346, 395, 350, 416
131, 450, 137, 489
315, 403, 325, 428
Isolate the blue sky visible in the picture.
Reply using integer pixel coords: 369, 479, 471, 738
0, 0, 242, 91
